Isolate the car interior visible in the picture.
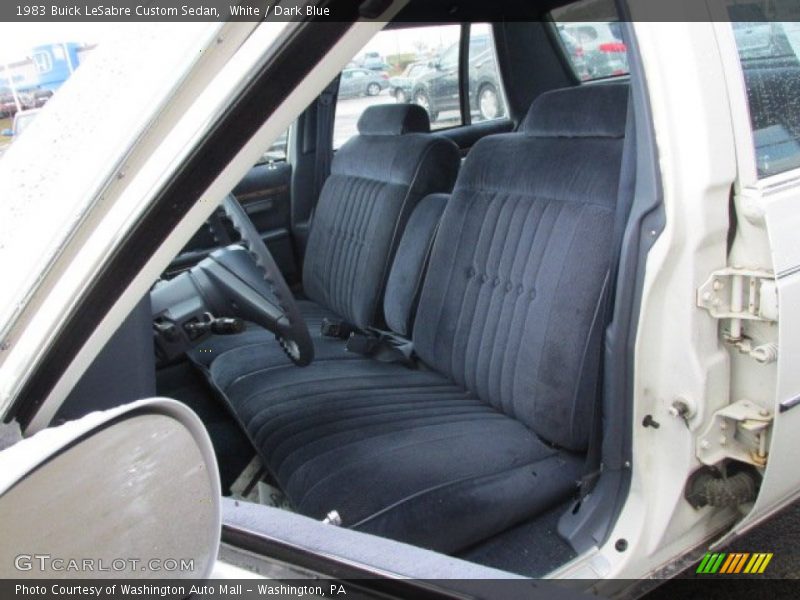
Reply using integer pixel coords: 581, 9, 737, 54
47, 0, 652, 578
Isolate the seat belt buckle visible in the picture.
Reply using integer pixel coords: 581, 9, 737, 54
345, 333, 380, 356
320, 318, 353, 339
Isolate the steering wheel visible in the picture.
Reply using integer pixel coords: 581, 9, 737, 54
201, 194, 314, 366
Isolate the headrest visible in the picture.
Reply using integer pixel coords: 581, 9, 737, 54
520, 83, 629, 139
357, 103, 431, 136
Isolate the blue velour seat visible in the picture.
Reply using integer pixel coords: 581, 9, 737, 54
191, 103, 460, 366
206, 84, 631, 553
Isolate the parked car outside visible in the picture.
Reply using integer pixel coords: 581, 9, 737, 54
359, 50, 390, 71
0, 93, 19, 119
2, 109, 40, 139
389, 62, 430, 103
0, 91, 43, 118
338, 67, 389, 99
557, 27, 591, 80
561, 21, 628, 79
30, 89, 54, 108
410, 33, 505, 123
0, 108, 40, 161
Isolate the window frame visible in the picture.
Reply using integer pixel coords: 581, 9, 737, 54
457, 22, 471, 126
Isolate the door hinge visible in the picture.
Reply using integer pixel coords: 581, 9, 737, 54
697, 399, 772, 468
697, 267, 778, 363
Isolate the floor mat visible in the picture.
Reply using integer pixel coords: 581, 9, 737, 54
156, 361, 253, 494
458, 501, 577, 577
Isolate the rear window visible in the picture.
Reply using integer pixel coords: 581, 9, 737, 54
551, 0, 629, 82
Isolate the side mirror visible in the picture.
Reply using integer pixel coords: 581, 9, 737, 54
1, 129, 12, 137
0, 398, 221, 578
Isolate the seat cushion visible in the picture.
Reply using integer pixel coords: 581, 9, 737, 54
206, 354, 582, 553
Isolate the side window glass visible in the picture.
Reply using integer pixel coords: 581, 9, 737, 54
333, 24, 461, 148
551, 0, 629, 82
468, 25, 508, 123
733, 21, 800, 178
439, 44, 459, 70
256, 129, 288, 165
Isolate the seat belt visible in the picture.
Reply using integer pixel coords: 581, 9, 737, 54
320, 318, 354, 340
577, 92, 637, 500
311, 78, 338, 222
345, 330, 416, 367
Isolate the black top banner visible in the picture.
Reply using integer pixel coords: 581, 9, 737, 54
2, 0, 800, 23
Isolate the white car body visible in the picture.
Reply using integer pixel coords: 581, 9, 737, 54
0, 5, 798, 590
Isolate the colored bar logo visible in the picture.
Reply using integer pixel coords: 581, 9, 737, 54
696, 552, 773, 574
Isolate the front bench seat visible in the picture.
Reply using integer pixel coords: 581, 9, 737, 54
207, 84, 631, 553
191, 103, 459, 366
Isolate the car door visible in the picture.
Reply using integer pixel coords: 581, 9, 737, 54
339, 69, 355, 98
349, 69, 368, 95
167, 130, 297, 282
711, 20, 800, 544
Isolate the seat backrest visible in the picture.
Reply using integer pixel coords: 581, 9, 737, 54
412, 84, 630, 451
383, 192, 449, 337
303, 104, 460, 330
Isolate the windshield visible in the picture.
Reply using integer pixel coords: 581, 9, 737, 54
0, 24, 222, 337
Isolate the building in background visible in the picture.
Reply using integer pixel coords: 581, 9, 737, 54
28, 42, 95, 91
1, 42, 96, 116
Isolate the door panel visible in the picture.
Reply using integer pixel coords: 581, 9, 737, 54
235, 162, 291, 233
234, 160, 296, 280
167, 159, 296, 281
